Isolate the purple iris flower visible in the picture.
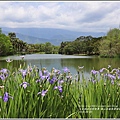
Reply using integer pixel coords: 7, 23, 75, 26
52, 68, 61, 75
107, 74, 116, 80
49, 79, 55, 84
41, 76, 46, 80
22, 70, 27, 78
19, 69, 27, 78
117, 74, 120, 79
3, 92, 9, 102
0, 74, 6, 80
116, 69, 120, 75
39, 71, 42, 77
0, 68, 8, 74
20, 82, 30, 89
38, 89, 48, 97
66, 75, 72, 79
54, 86, 62, 93
91, 70, 99, 75
58, 86, 62, 93
0, 92, 13, 102
43, 70, 48, 75
54, 86, 58, 89
49, 76, 56, 84
99, 68, 107, 73
111, 68, 117, 73
57, 70, 61, 75
53, 68, 58, 73
63, 67, 70, 73
58, 80, 64, 84
39, 70, 50, 80
0, 68, 9, 80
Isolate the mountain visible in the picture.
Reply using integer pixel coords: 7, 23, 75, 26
2, 27, 105, 45
2, 30, 54, 44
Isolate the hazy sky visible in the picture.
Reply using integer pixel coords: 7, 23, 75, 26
0, 1, 120, 32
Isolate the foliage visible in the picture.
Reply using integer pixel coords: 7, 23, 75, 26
0, 31, 13, 56
44, 42, 53, 54
59, 28, 120, 57
8, 32, 59, 55
59, 41, 69, 54
8, 32, 28, 54
0, 62, 119, 118
59, 36, 102, 55
64, 42, 74, 55
99, 28, 120, 57
27, 43, 59, 54
1, 27, 120, 57
0, 28, 60, 56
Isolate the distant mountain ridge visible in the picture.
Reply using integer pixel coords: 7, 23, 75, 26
2, 27, 105, 45
3, 30, 53, 44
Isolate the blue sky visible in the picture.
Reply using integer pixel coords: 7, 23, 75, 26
0, 1, 120, 33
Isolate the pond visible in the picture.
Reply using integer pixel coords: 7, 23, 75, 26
0, 54, 120, 79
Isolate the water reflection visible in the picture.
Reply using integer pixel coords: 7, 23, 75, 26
0, 54, 120, 77
0, 60, 27, 70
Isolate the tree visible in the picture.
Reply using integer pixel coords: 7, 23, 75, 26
8, 32, 28, 54
64, 42, 74, 55
99, 28, 120, 57
59, 36, 102, 55
72, 41, 82, 54
39, 43, 45, 52
44, 42, 53, 54
52, 46, 59, 54
0, 33, 13, 56
59, 41, 71, 54
8, 32, 18, 54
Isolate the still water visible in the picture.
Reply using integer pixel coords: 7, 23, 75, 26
0, 54, 120, 79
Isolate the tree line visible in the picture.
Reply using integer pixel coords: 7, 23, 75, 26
59, 28, 120, 57
0, 28, 59, 56
58, 36, 102, 55
0, 28, 120, 57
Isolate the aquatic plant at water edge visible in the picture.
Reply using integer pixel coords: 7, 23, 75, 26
0, 64, 119, 118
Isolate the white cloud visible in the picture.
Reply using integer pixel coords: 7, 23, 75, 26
0, 1, 120, 32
